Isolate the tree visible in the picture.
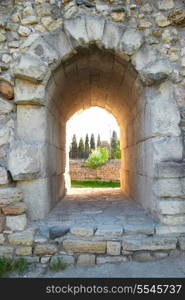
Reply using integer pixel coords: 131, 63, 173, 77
78, 137, 85, 159
112, 140, 121, 159
97, 134, 101, 147
90, 133, 95, 150
84, 134, 90, 158
110, 130, 118, 159
86, 147, 109, 169
71, 134, 78, 159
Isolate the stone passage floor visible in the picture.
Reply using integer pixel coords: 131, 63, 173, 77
34, 188, 157, 229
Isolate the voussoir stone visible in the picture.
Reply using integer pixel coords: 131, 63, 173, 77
8, 229, 35, 246
14, 53, 50, 83
0, 188, 23, 206
122, 236, 177, 251
64, 15, 89, 45
6, 214, 27, 232
85, 14, 105, 44
120, 28, 144, 55
139, 60, 172, 85
63, 239, 106, 254
2, 202, 27, 216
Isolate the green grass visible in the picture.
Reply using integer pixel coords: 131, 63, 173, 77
0, 257, 28, 278
50, 258, 68, 272
71, 180, 120, 188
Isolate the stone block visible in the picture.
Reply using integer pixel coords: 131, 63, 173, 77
124, 223, 155, 235
157, 0, 174, 10
152, 137, 182, 163
122, 236, 177, 251
50, 254, 74, 266
0, 188, 23, 206
0, 81, 14, 100
0, 166, 8, 185
49, 225, 70, 239
15, 79, 46, 105
0, 234, 5, 244
6, 214, 27, 232
140, 60, 172, 85
70, 226, 94, 237
0, 97, 14, 115
77, 254, 95, 265
120, 28, 144, 55
85, 14, 105, 45
8, 141, 42, 180
34, 244, 58, 255
0, 246, 13, 257
154, 178, 185, 198
96, 255, 128, 264
155, 224, 185, 235
159, 215, 185, 225
95, 225, 123, 237
102, 21, 125, 51
63, 239, 106, 254
14, 53, 50, 83
2, 202, 27, 216
64, 15, 89, 46
159, 199, 185, 215
15, 246, 32, 256
132, 250, 168, 262
107, 241, 121, 255
8, 229, 34, 245
155, 162, 185, 178
178, 236, 185, 250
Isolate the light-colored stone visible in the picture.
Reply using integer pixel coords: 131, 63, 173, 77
155, 13, 171, 27
120, 28, 144, 55
0, 246, 13, 257
102, 21, 125, 51
124, 223, 154, 235
159, 215, 185, 225
96, 255, 128, 264
133, 251, 168, 262
155, 162, 185, 178
155, 225, 185, 235
70, 226, 94, 237
34, 244, 58, 255
6, 214, 27, 232
77, 254, 95, 265
154, 178, 185, 198
122, 236, 177, 251
0, 188, 23, 206
63, 239, 106, 254
15, 246, 32, 256
85, 14, 105, 45
159, 199, 185, 215
2, 202, 27, 216
50, 254, 74, 266
0, 97, 14, 115
0, 33, 6, 42
107, 241, 121, 255
0, 234, 5, 244
0, 167, 8, 185
157, 0, 174, 10
64, 15, 89, 45
95, 225, 123, 237
8, 229, 34, 245
18, 26, 31, 37
21, 16, 38, 26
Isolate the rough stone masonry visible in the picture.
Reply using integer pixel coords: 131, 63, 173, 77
0, 0, 185, 265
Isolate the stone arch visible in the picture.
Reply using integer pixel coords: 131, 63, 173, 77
8, 14, 183, 224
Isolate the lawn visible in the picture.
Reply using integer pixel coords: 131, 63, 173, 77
71, 180, 120, 188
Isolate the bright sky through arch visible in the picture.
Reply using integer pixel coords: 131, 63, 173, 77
67, 107, 120, 143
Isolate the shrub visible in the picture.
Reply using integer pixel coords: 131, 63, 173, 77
85, 147, 109, 168
0, 257, 28, 278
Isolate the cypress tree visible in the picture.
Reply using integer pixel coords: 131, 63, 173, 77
78, 137, 85, 159
97, 134, 101, 147
90, 133, 95, 150
84, 134, 90, 158
71, 134, 78, 159
110, 130, 118, 158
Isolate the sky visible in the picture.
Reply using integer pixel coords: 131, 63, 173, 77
67, 107, 120, 144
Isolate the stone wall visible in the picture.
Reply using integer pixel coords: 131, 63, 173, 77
69, 159, 121, 181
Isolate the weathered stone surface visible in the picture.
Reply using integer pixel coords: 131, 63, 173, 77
0, 167, 8, 185
159, 199, 185, 215
18, 25, 31, 37
34, 244, 58, 255
64, 15, 89, 45
124, 223, 154, 236
21, 16, 38, 26
49, 225, 70, 239
63, 239, 106, 253
155, 13, 171, 27
139, 60, 172, 85
96, 255, 128, 264
0, 120, 14, 147
2, 202, 27, 216
102, 21, 125, 51
122, 236, 177, 251
159, 215, 185, 225
178, 236, 185, 250
155, 162, 185, 178
0, 188, 23, 205
0, 97, 14, 114
50, 254, 74, 266
8, 141, 42, 180
155, 225, 185, 235
133, 250, 168, 262
6, 214, 27, 232
0, 246, 13, 257
95, 225, 123, 237
14, 53, 50, 83
85, 14, 105, 45
15, 246, 32, 256
0, 216, 5, 233
120, 28, 144, 55
0, 234, 5, 244
8, 229, 34, 245
77, 254, 95, 265
154, 178, 185, 198
70, 226, 94, 237
0, 81, 14, 99
157, 0, 174, 10
107, 241, 121, 255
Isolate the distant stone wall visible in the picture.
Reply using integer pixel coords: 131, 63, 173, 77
69, 159, 121, 181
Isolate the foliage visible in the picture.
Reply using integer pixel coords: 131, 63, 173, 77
78, 137, 85, 159
71, 180, 120, 188
50, 258, 68, 272
112, 140, 121, 159
70, 134, 78, 159
84, 134, 90, 159
85, 147, 109, 168
0, 257, 28, 278
90, 133, 95, 150
110, 130, 118, 158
